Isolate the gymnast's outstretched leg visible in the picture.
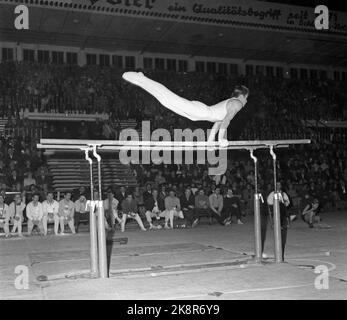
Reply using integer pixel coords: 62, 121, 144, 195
122, 71, 210, 121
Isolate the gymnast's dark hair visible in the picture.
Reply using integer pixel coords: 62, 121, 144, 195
231, 85, 249, 98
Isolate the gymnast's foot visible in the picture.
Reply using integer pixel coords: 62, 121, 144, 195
122, 71, 144, 86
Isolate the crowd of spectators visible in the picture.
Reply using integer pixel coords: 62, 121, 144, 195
1, 61, 346, 122
0, 134, 50, 193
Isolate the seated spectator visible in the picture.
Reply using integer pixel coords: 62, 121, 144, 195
142, 183, 153, 202
154, 171, 166, 187
14, 182, 23, 193
8, 193, 26, 237
286, 182, 301, 215
74, 193, 90, 233
208, 187, 227, 226
5, 147, 18, 165
26, 193, 44, 236
116, 186, 128, 209
133, 186, 145, 216
120, 194, 146, 232
23, 172, 36, 189
103, 190, 120, 230
164, 190, 184, 229
73, 186, 88, 201
0, 194, 10, 237
35, 167, 52, 190
222, 187, 243, 225
144, 189, 168, 230
21, 160, 33, 178
301, 198, 320, 228
190, 183, 198, 195
158, 184, 168, 200
193, 188, 210, 227
0, 160, 6, 181
42, 191, 59, 236
180, 188, 195, 228
58, 192, 76, 235
7, 170, 22, 191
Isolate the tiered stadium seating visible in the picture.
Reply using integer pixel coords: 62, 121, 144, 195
47, 157, 137, 192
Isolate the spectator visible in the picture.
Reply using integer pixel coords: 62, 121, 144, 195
116, 186, 127, 209
5, 147, 18, 165
164, 190, 184, 229
42, 191, 60, 236
0, 160, 6, 181
142, 183, 153, 202
74, 193, 89, 233
103, 190, 120, 230
180, 188, 195, 228
23, 171, 36, 189
120, 194, 146, 232
144, 189, 168, 230
0, 194, 10, 237
7, 170, 22, 190
133, 185, 145, 217
208, 187, 226, 226
154, 171, 166, 186
58, 192, 76, 235
193, 188, 210, 227
158, 184, 168, 200
8, 193, 26, 237
26, 193, 44, 236
222, 187, 243, 225
301, 198, 320, 228
35, 167, 52, 190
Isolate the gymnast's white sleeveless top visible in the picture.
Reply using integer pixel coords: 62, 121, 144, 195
208, 97, 243, 122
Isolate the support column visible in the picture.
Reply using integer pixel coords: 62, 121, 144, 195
250, 149, 262, 263
273, 192, 283, 263
270, 146, 283, 263
85, 149, 98, 277
93, 146, 108, 278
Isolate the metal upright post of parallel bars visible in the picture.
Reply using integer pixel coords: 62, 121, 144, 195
270, 146, 283, 263
93, 146, 108, 278
250, 149, 262, 263
84, 149, 99, 277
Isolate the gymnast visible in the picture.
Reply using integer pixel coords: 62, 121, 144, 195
122, 71, 249, 147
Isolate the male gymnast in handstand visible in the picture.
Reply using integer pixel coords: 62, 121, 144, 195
122, 71, 249, 147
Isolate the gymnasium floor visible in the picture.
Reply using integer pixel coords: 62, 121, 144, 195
1, 210, 347, 300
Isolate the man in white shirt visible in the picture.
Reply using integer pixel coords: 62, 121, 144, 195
0, 194, 10, 237
42, 192, 59, 235
8, 193, 26, 237
26, 193, 44, 236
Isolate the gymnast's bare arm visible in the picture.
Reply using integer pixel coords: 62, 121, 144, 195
217, 99, 243, 147
207, 121, 222, 143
